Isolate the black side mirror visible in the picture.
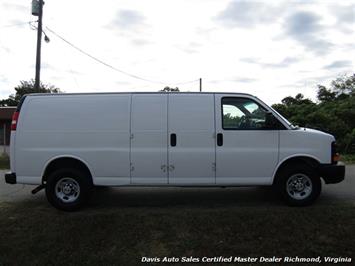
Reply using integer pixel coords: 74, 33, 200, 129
265, 112, 279, 129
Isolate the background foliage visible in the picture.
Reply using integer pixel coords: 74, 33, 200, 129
272, 74, 355, 153
0, 79, 60, 106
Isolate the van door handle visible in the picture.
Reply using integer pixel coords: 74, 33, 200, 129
170, 133, 176, 147
217, 133, 223, 146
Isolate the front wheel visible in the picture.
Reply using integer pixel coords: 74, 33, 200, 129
45, 168, 92, 211
276, 164, 321, 206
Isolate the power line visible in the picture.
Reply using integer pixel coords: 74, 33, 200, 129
46, 27, 164, 84
0, 21, 35, 29
46, 26, 199, 86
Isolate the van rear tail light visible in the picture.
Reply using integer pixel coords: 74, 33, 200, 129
11, 111, 19, 131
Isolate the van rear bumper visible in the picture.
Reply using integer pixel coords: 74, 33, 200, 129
5, 172, 16, 184
319, 162, 345, 184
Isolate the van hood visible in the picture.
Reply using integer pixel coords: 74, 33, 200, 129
297, 127, 335, 141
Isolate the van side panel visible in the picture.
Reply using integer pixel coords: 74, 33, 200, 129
130, 94, 168, 184
279, 129, 332, 164
15, 94, 131, 185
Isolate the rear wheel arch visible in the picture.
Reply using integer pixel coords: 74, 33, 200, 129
42, 156, 93, 185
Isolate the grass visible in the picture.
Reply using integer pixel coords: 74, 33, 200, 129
342, 154, 355, 164
0, 154, 9, 170
0, 202, 354, 265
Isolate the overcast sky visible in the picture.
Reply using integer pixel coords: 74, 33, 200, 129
0, 0, 354, 104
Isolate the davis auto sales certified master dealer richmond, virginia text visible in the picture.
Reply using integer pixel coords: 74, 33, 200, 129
141, 256, 352, 263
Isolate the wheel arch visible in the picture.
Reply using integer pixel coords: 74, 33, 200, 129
41, 155, 93, 185
272, 155, 321, 185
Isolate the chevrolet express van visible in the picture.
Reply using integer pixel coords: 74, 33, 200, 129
5, 92, 345, 210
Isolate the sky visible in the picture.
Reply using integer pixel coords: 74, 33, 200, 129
0, 0, 354, 104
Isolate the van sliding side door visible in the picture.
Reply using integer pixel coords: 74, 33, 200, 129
168, 94, 216, 184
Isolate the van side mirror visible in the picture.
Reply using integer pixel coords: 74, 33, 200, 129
265, 112, 280, 129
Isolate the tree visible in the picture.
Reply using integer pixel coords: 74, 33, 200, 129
0, 79, 61, 106
317, 85, 336, 103
331, 74, 355, 96
272, 74, 355, 153
223, 113, 241, 128
281, 93, 313, 106
160, 86, 179, 92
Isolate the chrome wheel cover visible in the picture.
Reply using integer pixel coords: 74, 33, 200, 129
55, 177, 80, 203
286, 173, 312, 200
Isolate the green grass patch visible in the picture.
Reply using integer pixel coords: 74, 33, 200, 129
0, 153, 9, 169
342, 154, 355, 164
0, 203, 354, 265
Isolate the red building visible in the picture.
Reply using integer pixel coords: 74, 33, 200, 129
0, 107, 16, 150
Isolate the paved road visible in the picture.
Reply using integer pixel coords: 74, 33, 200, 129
0, 165, 354, 207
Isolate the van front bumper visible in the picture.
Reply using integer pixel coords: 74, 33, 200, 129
319, 163, 345, 184
5, 172, 16, 184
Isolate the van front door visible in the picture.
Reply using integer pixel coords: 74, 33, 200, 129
131, 94, 168, 184
215, 95, 279, 185
168, 94, 216, 184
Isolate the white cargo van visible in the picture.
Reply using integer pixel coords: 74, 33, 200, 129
5, 92, 345, 210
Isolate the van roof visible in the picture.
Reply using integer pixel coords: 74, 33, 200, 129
25, 92, 256, 97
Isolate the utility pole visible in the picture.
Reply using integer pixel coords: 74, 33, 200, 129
33, 0, 44, 90
199, 78, 202, 92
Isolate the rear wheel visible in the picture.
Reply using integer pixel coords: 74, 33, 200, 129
275, 163, 321, 206
45, 168, 92, 211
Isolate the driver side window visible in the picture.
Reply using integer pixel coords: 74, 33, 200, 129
222, 97, 269, 130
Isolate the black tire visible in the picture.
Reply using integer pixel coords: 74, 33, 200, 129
45, 168, 92, 211
275, 163, 321, 206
